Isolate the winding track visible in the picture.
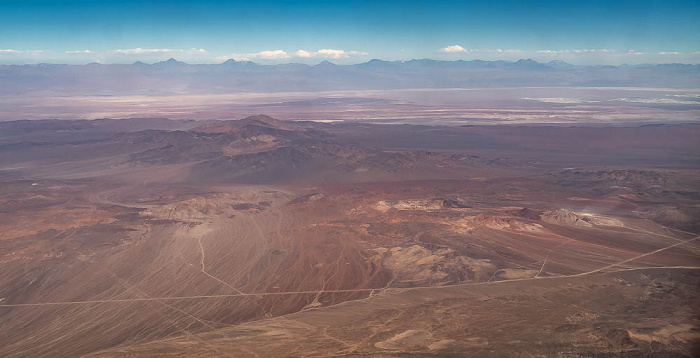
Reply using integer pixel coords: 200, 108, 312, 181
197, 235, 245, 295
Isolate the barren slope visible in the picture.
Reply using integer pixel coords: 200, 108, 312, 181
0, 117, 698, 357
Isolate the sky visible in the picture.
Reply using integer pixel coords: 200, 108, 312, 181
1, 0, 699, 65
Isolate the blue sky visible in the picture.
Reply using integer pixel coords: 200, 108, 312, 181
1, 0, 699, 65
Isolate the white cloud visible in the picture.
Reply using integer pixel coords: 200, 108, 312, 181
571, 49, 614, 54
0, 49, 43, 54
534, 49, 617, 55
315, 49, 368, 58
431, 47, 697, 65
294, 49, 313, 58
438, 45, 468, 53
111, 48, 207, 55
459, 48, 525, 55
113, 48, 174, 55
468, 48, 652, 59
65, 50, 93, 54
226, 48, 370, 60
213, 49, 290, 62
495, 49, 524, 54
215, 48, 367, 62
438, 45, 531, 54
256, 50, 290, 59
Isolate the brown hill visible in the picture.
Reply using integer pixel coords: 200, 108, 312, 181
509, 207, 543, 220
193, 114, 314, 136
541, 208, 590, 226
115, 115, 485, 183
124, 115, 326, 165
187, 141, 477, 184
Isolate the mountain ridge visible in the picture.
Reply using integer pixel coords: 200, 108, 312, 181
5, 58, 698, 68
1, 58, 698, 96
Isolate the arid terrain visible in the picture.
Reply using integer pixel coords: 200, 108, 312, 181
0, 115, 698, 357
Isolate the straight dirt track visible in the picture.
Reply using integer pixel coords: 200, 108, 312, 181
2, 233, 697, 309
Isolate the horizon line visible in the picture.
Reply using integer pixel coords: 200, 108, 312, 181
2, 57, 699, 67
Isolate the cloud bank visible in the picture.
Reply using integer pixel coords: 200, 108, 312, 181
214, 48, 369, 62
1, 45, 697, 65
111, 48, 207, 55
436, 46, 700, 65
0, 49, 43, 54
438, 45, 468, 53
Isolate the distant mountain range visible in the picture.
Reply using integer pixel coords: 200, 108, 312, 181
1, 58, 698, 96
